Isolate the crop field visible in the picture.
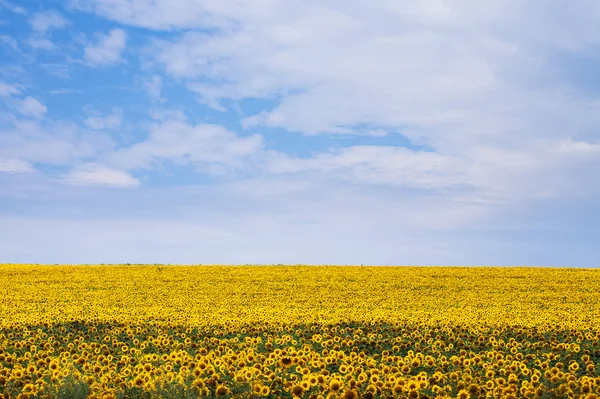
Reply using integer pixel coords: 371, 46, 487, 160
1, 265, 600, 399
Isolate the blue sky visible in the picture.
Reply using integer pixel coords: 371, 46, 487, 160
1, 0, 599, 266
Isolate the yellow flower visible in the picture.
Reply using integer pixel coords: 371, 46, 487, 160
215, 384, 229, 396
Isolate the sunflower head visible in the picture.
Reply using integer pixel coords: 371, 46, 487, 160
215, 384, 229, 396
329, 379, 342, 392
457, 389, 470, 399
291, 385, 303, 397
343, 389, 357, 399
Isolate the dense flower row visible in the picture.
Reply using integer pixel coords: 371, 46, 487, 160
1, 265, 599, 398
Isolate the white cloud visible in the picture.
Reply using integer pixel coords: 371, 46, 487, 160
29, 10, 69, 33
0, 0, 27, 15
84, 29, 127, 66
83, 107, 123, 130
557, 139, 600, 154
19, 97, 47, 118
62, 164, 140, 187
142, 6, 594, 143
147, 108, 187, 121
0, 81, 21, 97
0, 119, 114, 166
0, 35, 20, 52
40, 63, 71, 79
107, 118, 264, 173
26, 10, 69, 51
144, 74, 163, 101
366, 129, 388, 137
266, 146, 468, 189
72, 0, 276, 30
0, 158, 33, 173
49, 89, 83, 95
26, 37, 55, 50
116, 0, 599, 202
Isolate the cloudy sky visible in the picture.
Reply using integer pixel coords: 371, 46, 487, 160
1, 0, 599, 266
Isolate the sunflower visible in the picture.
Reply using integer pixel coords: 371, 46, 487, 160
329, 379, 342, 392
291, 385, 304, 397
467, 384, 479, 394
21, 383, 36, 394
192, 379, 205, 389
343, 389, 357, 399
408, 390, 419, 399
587, 364, 595, 372
132, 376, 144, 387
215, 384, 229, 396
570, 362, 580, 372
251, 384, 262, 394
457, 389, 470, 399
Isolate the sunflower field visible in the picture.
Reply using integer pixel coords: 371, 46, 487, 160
1, 265, 600, 399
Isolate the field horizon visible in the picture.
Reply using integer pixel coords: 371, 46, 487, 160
2, 264, 594, 269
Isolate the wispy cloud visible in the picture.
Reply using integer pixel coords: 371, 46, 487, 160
29, 10, 69, 33
27, 10, 69, 50
48, 88, 83, 95
83, 107, 123, 130
72, 0, 250, 30
0, 0, 27, 15
84, 28, 127, 66
0, 81, 21, 97
106, 118, 264, 173
0, 158, 34, 173
40, 63, 71, 79
18, 97, 47, 118
265, 146, 468, 189
0, 119, 114, 166
61, 163, 140, 187
144, 75, 163, 101
0, 35, 20, 52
